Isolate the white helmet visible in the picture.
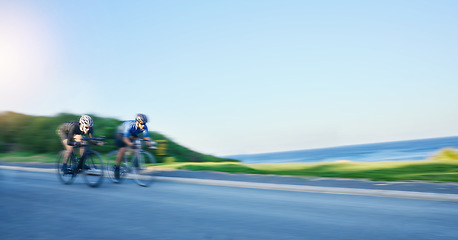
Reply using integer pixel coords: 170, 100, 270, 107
79, 114, 93, 127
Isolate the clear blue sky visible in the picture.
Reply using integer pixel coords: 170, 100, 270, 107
1, 0, 457, 156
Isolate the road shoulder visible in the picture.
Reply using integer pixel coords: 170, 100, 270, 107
2, 162, 458, 201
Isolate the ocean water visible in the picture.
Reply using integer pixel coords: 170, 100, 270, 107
227, 136, 458, 164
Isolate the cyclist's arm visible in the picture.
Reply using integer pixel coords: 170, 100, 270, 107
121, 121, 139, 147
142, 126, 155, 147
143, 137, 152, 143
144, 137, 156, 148
122, 136, 135, 148
86, 128, 100, 145
88, 128, 93, 138
142, 125, 150, 138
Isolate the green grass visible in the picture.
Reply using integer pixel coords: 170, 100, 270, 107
2, 152, 458, 182
159, 160, 458, 182
0, 152, 57, 163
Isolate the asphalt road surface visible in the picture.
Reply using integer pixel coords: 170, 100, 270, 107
1, 168, 458, 240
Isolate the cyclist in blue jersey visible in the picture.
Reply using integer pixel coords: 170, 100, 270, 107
114, 113, 156, 182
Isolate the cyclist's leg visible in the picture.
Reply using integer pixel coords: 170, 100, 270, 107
114, 148, 127, 180
115, 133, 128, 167
60, 139, 74, 173
79, 140, 90, 169
58, 129, 73, 165
78, 150, 89, 170
79, 144, 85, 157
57, 151, 77, 185
73, 135, 84, 157
114, 133, 129, 181
116, 148, 127, 166
62, 141, 73, 161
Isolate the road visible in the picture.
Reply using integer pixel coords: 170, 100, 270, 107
1, 168, 458, 240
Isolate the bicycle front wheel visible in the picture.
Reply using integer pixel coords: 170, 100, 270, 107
56, 151, 77, 185
82, 150, 104, 188
132, 151, 157, 187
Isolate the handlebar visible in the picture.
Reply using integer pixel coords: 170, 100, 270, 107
73, 137, 105, 148
133, 139, 153, 142
82, 136, 105, 141
131, 139, 157, 150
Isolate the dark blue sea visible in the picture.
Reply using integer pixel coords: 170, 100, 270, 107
226, 136, 458, 164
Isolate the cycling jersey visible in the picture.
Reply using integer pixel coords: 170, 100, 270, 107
57, 121, 94, 146
117, 120, 150, 138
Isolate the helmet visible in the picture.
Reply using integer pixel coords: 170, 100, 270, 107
79, 114, 93, 127
136, 114, 148, 124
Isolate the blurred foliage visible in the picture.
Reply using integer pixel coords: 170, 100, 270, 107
430, 148, 458, 161
0, 111, 238, 163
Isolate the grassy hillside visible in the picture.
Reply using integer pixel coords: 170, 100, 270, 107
0, 111, 237, 163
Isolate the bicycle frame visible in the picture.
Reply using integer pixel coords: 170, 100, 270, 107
106, 138, 156, 187
57, 137, 105, 187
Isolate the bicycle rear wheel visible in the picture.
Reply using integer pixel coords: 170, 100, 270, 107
56, 151, 77, 185
132, 151, 157, 187
82, 150, 104, 188
106, 151, 128, 183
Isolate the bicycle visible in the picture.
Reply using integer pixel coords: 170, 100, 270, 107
106, 139, 157, 187
56, 137, 105, 188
